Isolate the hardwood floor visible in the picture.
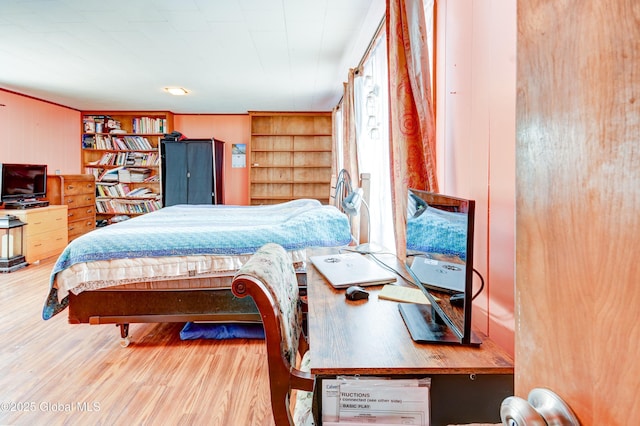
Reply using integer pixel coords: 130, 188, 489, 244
0, 257, 275, 425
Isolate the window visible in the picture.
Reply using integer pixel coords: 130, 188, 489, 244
344, 1, 436, 253
353, 31, 395, 252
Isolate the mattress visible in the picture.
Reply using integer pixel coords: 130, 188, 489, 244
56, 251, 307, 293
43, 199, 352, 320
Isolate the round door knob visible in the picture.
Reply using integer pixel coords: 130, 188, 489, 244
500, 396, 546, 425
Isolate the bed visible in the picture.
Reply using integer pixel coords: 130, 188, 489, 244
43, 199, 352, 345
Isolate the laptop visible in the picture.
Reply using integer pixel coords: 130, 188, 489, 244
409, 257, 466, 293
309, 253, 397, 289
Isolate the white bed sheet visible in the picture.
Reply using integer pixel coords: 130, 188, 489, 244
56, 249, 308, 299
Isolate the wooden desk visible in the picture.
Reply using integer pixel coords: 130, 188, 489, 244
307, 252, 513, 425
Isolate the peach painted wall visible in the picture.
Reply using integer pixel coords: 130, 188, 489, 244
173, 115, 251, 205
436, 1, 516, 356
0, 89, 80, 173
0, 94, 252, 206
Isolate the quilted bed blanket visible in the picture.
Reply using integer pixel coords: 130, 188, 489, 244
43, 199, 351, 319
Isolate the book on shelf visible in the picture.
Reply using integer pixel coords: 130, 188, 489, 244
128, 168, 152, 182
127, 187, 158, 198
132, 117, 168, 134
95, 117, 105, 133
83, 115, 125, 134
106, 117, 121, 132
95, 182, 131, 198
97, 166, 124, 182
84, 134, 154, 151
96, 151, 157, 169
85, 167, 104, 180
83, 117, 95, 133
117, 168, 131, 183
108, 135, 153, 150
112, 137, 129, 150
97, 152, 115, 165
115, 152, 129, 166
96, 198, 162, 214
130, 136, 153, 150
82, 134, 96, 148
125, 152, 158, 166
94, 134, 114, 149
83, 115, 107, 133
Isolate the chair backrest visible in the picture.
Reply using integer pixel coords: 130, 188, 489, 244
232, 243, 314, 426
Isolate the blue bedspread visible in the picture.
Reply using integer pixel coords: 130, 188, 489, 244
43, 199, 351, 319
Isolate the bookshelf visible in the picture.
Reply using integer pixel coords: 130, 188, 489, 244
81, 111, 173, 222
249, 112, 333, 205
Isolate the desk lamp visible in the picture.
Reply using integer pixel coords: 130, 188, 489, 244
341, 187, 363, 215
341, 187, 371, 249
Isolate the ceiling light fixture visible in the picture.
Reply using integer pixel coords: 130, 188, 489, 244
164, 87, 189, 96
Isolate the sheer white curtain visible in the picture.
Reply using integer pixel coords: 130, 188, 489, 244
353, 32, 395, 253
424, 0, 434, 92
333, 105, 344, 174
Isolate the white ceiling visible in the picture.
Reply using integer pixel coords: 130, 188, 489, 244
0, 0, 384, 113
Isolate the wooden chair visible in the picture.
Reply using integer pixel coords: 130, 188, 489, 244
232, 243, 315, 426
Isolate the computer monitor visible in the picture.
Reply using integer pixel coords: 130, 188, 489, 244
399, 188, 481, 346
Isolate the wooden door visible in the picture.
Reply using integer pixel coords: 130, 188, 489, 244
516, 1, 640, 423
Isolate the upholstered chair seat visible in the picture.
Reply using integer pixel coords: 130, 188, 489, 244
232, 243, 315, 426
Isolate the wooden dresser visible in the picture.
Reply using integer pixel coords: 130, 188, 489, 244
46, 174, 96, 242
0, 205, 68, 264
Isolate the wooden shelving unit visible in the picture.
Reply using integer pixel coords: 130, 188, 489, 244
81, 111, 173, 222
249, 112, 332, 205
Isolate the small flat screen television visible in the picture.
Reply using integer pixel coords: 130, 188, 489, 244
399, 188, 481, 346
0, 163, 48, 205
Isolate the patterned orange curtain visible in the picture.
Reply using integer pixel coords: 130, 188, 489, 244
387, 0, 438, 258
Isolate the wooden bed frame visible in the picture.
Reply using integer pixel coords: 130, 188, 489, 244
67, 273, 307, 347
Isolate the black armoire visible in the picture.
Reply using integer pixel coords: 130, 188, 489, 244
160, 138, 224, 206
